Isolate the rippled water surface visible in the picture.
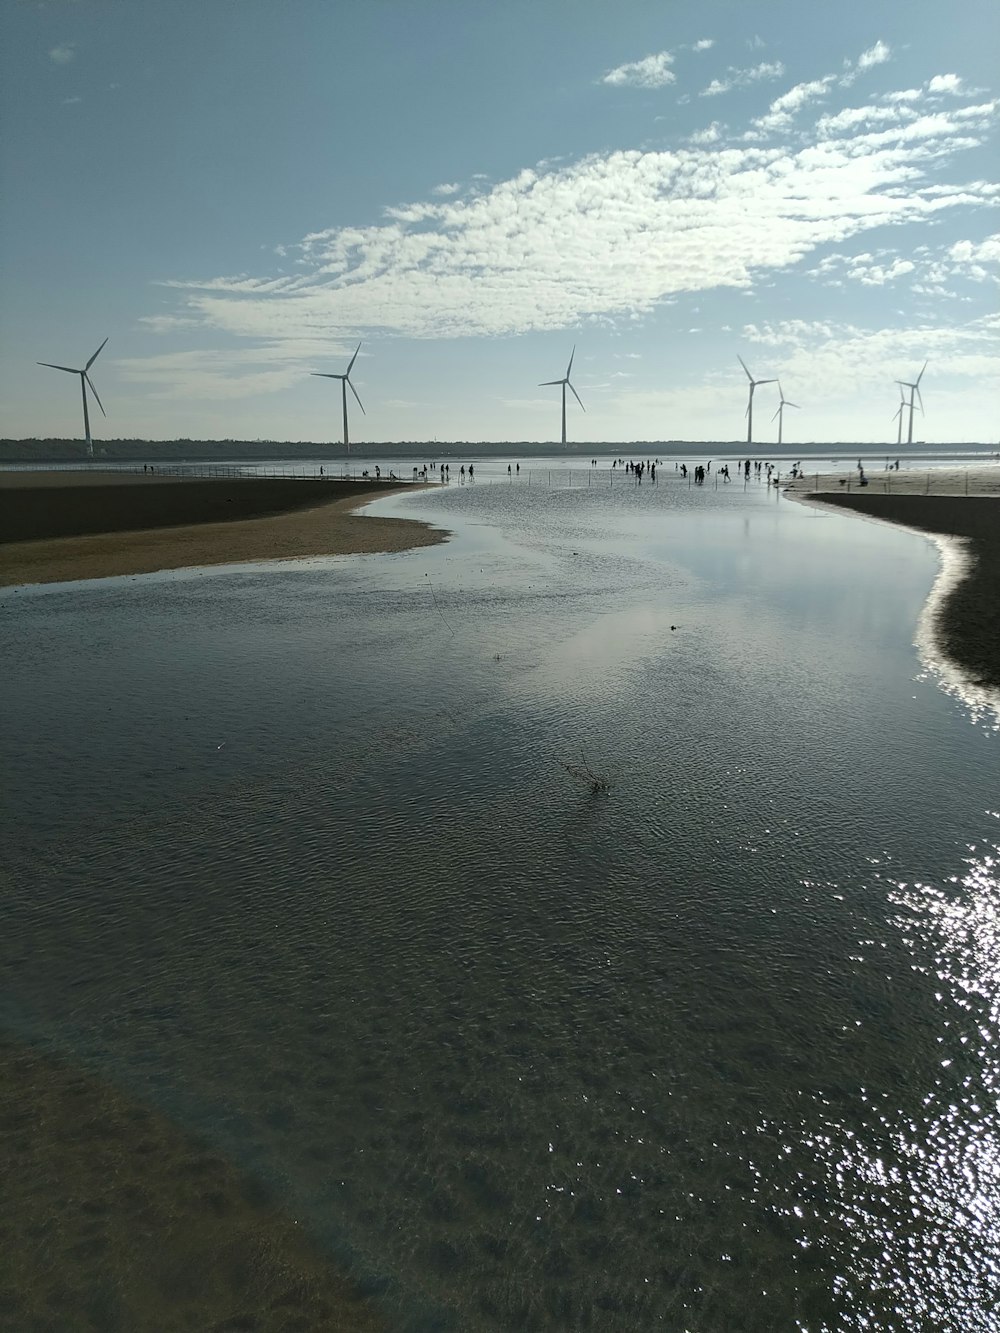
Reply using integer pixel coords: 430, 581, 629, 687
3, 467, 998, 1330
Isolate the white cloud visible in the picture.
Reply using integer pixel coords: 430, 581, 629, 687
808, 231, 1000, 294
48, 42, 75, 65
688, 122, 723, 145
950, 235, 1000, 263
948, 234, 1000, 282
61, 96, 82, 106
753, 77, 836, 133
116, 340, 363, 400
693, 39, 714, 52
138, 314, 203, 334
816, 102, 918, 137
132, 76, 999, 401
602, 51, 675, 89
857, 41, 892, 71
740, 314, 999, 399
700, 61, 784, 98
928, 74, 964, 95
432, 182, 461, 196
840, 41, 893, 88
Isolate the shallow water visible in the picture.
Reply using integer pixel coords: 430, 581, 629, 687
2, 467, 998, 1330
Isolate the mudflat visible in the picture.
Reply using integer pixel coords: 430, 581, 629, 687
0, 471, 446, 585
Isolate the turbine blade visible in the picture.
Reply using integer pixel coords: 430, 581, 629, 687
737, 355, 753, 380
346, 341, 362, 375
37, 362, 79, 374
539, 379, 563, 386
568, 381, 585, 412
566, 345, 576, 378
756, 378, 777, 386
916, 359, 927, 385
86, 336, 109, 371
311, 372, 340, 378
771, 406, 781, 422
85, 373, 106, 417
785, 400, 800, 409
348, 379, 365, 414
916, 386, 924, 413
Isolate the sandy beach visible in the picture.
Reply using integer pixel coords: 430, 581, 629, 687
0, 471, 446, 587
785, 466, 1000, 693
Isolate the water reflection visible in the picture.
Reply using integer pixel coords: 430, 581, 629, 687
781, 835, 1000, 1330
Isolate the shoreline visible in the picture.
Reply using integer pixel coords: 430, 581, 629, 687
785, 470, 1000, 696
0, 472, 447, 587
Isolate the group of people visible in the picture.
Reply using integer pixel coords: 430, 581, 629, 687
354, 461, 484, 483
675, 458, 784, 487
622, 459, 656, 482
339, 455, 850, 490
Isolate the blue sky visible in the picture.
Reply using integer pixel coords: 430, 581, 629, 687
2, 0, 997, 445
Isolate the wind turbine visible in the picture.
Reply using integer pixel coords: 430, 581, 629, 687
771, 381, 799, 446
539, 346, 585, 446
738, 356, 776, 446
37, 337, 108, 459
891, 388, 906, 447
311, 342, 365, 450
896, 361, 927, 446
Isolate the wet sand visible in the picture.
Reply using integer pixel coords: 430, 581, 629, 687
785, 468, 1000, 693
0, 471, 446, 586
0, 1034, 384, 1332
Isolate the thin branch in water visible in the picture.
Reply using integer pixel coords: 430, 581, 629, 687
425, 574, 455, 637
560, 749, 611, 793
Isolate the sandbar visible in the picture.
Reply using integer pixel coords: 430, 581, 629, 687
785, 467, 1000, 694
0, 1033, 384, 1331
0, 470, 446, 586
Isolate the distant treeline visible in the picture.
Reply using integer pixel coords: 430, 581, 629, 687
0, 438, 989, 463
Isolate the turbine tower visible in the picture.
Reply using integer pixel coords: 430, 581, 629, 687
311, 342, 365, 450
37, 337, 108, 459
738, 356, 776, 446
771, 382, 799, 446
896, 361, 927, 446
891, 389, 906, 448
539, 346, 585, 446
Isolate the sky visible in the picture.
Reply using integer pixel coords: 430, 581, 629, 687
1, 0, 998, 446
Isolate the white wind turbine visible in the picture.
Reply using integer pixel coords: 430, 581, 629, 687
891, 388, 906, 447
311, 342, 365, 450
771, 381, 799, 446
738, 356, 776, 446
896, 361, 927, 446
539, 346, 585, 446
37, 337, 108, 459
